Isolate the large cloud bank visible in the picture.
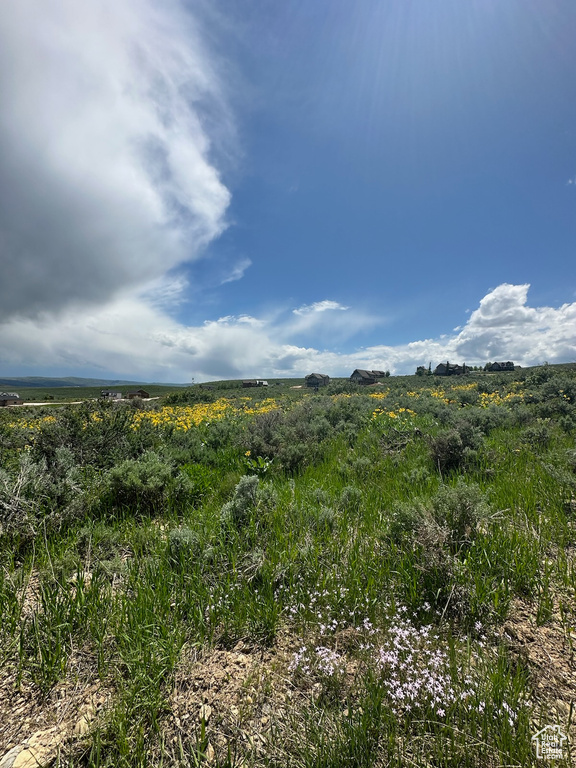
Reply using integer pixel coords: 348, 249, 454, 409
0, 6, 574, 381
0, 0, 231, 322
1, 284, 574, 380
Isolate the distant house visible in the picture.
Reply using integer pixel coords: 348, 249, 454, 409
416, 366, 428, 376
350, 369, 376, 385
101, 390, 123, 399
434, 362, 467, 377
242, 380, 268, 388
126, 389, 150, 399
487, 361, 515, 372
305, 373, 330, 388
371, 370, 387, 379
0, 392, 23, 406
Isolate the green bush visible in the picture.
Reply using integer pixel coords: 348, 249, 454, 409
164, 387, 217, 405
310, 505, 338, 534
168, 526, 201, 567
429, 429, 465, 472
30, 402, 127, 468
0, 449, 91, 547
244, 396, 370, 474
431, 479, 490, 554
220, 475, 276, 532
339, 485, 363, 513
388, 500, 430, 543
389, 480, 490, 616
100, 452, 193, 516
522, 421, 553, 450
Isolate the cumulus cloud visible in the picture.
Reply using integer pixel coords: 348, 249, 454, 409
347, 284, 576, 373
0, 0, 232, 322
0, 284, 574, 381
464, 284, 536, 328
451, 284, 576, 365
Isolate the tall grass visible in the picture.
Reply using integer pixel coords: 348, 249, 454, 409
0, 368, 574, 766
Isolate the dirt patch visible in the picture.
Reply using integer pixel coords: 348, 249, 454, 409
168, 636, 297, 759
501, 598, 576, 740
0, 665, 110, 763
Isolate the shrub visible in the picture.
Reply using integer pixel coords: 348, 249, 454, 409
168, 526, 201, 567
429, 429, 464, 473
388, 481, 489, 616
311, 506, 338, 534
244, 396, 370, 474
406, 465, 430, 487
431, 479, 490, 554
220, 475, 277, 532
347, 455, 373, 479
388, 501, 431, 543
0, 453, 51, 541
29, 401, 158, 471
160, 428, 206, 465
522, 421, 553, 450
454, 388, 479, 406
100, 452, 193, 516
339, 485, 363, 514
0, 449, 90, 546
164, 387, 217, 405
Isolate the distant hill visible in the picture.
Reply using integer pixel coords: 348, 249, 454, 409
0, 376, 184, 389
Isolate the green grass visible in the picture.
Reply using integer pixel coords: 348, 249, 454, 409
0, 367, 575, 766
6, 383, 184, 403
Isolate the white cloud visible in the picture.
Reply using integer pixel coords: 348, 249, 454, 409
220, 258, 252, 285
292, 300, 349, 315
0, 0, 232, 322
464, 284, 536, 328
288, 300, 378, 343
0, 284, 574, 381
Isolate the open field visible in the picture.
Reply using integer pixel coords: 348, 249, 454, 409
3, 385, 187, 404
0, 367, 575, 766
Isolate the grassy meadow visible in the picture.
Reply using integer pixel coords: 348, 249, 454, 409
7, 384, 186, 404
0, 367, 575, 766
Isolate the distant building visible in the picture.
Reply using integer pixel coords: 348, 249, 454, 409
305, 373, 330, 388
350, 369, 376, 385
487, 361, 515, 372
101, 390, 123, 399
0, 392, 23, 406
242, 380, 268, 388
371, 370, 388, 378
126, 389, 150, 399
433, 362, 467, 377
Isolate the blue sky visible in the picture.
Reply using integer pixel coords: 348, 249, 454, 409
0, 0, 575, 380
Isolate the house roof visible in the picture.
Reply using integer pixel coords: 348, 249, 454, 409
351, 369, 375, 379
305, 373, 330, 379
